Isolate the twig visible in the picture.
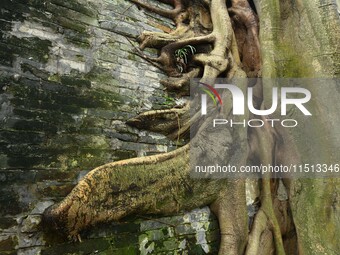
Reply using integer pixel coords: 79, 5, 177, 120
124, 36, 166, 72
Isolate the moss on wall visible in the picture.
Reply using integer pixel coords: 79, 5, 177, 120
0, 0, 218, 254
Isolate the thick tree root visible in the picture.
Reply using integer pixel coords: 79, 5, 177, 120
160, 68, 201, 92
247, 119, 286, 255
210, 179, 248, 255
229, 0, 261, 77
43, 145, 225, 240
126, 103, 190, 140
128, 0, 183, 20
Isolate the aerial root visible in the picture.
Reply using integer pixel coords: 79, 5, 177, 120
160, 68, 201, 92
128, 0, 183, 19
228, 0, 261, 77
246, 118, 286, 255
126, 104, 190, 139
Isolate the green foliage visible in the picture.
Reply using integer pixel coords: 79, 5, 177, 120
162, 96, 176, 109
175, 45, 196, 73
175, 45, 196, 64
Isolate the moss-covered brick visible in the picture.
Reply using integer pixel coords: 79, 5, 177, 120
46, 2, 98, 27
4, 118, 58, 133
41, 238, 110, 255
111, 246, 138, 255
205, 229, 220, 243
91, 221, 140, 237
0, 217, 17, 230
206, 219, 219, 230
10, 77, 78, 97
12, 109, 75, 126
38, 184, 75, 198
145, 229, 165, 241
0, 236, 18, 252
162, 238, 179, 251
0, 21, 12, 32
0, 187, 22, 216
110, 233, 138, 248
33, 169, 78, 182
1, 145, 63, 158
9, 83, 122, 113
208, 241, 220, 254
15, 0, 49, 10
108, 132, 139, 142
50, 0, 97, 17
54, 16, 88, 33
0, 36, 51, 64
175, 224, 196, 236
0, 130, 45, 145
112, 150, 138, 160
84, 67, 119, 84
186, 244, 206, 255
0, 47, 13, 66
0, 1, 28, 21
0, 251, 17, 255
60, 76, 91, 87
0, 169, 34, 184
20, 63, 50, 80
140, 216, 183, 232
6, 155, 56, 169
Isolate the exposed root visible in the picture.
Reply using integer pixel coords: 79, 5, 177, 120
245, 210, 268, 255
160, 68, 201, 93
126, 103, 190, 140
128, 0, 183, 20
247, 118, 286, 255
138, 31, 180, 50
261, 177, 286, 255
210, 179, 248, 255
43, 145, 190, 239
229, 0, 261, 77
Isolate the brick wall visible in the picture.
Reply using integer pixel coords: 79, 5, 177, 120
0, 0, 219, 254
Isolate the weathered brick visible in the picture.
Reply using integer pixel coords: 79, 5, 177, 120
0, 0, 220, 254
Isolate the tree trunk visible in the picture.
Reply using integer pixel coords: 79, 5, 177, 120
259, 1, 340, 254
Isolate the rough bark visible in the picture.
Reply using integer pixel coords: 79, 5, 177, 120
43, 145, 223, 239
259, 1, 340, 254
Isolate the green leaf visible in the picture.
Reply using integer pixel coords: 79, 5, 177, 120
174, 45, 196, 65
186, 45, 196, 54
183, 53, 187, 63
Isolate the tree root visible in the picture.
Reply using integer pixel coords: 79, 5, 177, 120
43, 145, 224, 240
210, 179, 248, 255
247, 119, 286, 255
126, 103, 190, 140
229, 0, 261, 77
160, 67, 201, 93
128, 0, 183, 20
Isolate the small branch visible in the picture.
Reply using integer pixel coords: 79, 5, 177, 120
128, 0, 181, 19
125, 36, 166, 72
